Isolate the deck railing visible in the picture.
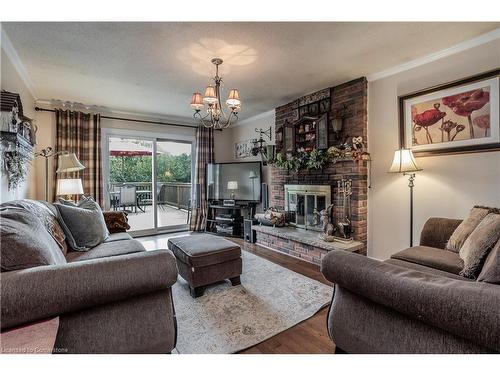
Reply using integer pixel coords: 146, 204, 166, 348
110, 181, 191, 210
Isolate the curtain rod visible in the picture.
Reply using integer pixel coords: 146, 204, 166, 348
34, 107, 198, 129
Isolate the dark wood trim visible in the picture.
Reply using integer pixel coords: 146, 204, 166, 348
398, 68, 500, 157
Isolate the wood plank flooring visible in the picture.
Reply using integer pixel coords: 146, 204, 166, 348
136, 233, 336, 354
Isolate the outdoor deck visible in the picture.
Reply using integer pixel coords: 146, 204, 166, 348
123, 204, 189, 232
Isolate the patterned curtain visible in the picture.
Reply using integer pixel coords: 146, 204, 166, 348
54, 109, 103, 206
190, 126, 214, 231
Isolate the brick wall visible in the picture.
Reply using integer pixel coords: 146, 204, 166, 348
271, 77, 368, 245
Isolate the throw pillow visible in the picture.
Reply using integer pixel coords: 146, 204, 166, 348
0, 207, 67, 272
0, 199, 68, 255
55, 196, 109, 251
477, 238, 500, 284
446, 206, 489, 252
459, 213, 500, 279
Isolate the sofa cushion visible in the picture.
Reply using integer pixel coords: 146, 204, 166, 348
459, 213, 500, 279
55, 197, 109, 251
477, 239, 500, 284
167, 234, 241, 267
104, 232, 133, 242
0, 199, 68, 255
390, 246, 464, 275
445, 206, 489, 252
385, 259, 472, 281
65, 239, 145, 262
0, 207, 67, 271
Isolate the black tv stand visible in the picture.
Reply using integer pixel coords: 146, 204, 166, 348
205, 201, 256, 238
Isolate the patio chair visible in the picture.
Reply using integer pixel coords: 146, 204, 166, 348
158, 184, 167, 211
119, 185, 137, 213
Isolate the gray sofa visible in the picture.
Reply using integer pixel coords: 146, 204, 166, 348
1, 200, 178, 354
321, 217, 500, 354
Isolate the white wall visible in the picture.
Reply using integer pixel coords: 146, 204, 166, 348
214, 110, 275, 184
0, 48, 37, 203
368, 39, 500, 260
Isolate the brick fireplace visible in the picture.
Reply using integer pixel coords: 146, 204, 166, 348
255, 77, 368, 263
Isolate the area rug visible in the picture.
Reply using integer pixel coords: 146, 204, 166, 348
172, 250, 333, 354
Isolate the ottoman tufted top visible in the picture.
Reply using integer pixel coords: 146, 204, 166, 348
168, 234, 241, 267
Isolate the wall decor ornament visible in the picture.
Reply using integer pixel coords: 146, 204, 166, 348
235, 139, 256, 159
0, 90, 36, 190
399, 69, 500, 156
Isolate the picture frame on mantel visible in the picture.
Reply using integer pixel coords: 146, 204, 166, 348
316, 113, 329, 149
399, 69, 500, 157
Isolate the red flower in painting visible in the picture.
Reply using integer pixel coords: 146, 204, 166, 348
413, 107, 446, 127
474, 114, 490, 137
412, 103, 446, 144
442, 89, 490, 139
442, 89, 490, 116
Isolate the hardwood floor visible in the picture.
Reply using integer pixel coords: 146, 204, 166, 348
136, 233, 336, 354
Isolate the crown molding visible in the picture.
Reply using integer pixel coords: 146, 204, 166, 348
1, 26, 38, 99
234, 109, 275, 127
367, 28, 500, 82
35, 98, 197, 126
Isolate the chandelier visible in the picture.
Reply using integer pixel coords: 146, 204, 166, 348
190, 58, 241, 130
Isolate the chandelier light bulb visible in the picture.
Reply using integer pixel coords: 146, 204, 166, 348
226, 89, 241, 109
203, 85, 217, 104
190, 92, 204, 110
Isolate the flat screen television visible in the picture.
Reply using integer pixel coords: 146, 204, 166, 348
206, 162, 262, 202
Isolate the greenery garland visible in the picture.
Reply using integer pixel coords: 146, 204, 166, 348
271, 137, 370, 172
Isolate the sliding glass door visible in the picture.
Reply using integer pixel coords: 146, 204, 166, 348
105, 134, 193, 235
156, 140, 192, 230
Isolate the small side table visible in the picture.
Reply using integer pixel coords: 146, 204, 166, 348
1, 317, 59, 354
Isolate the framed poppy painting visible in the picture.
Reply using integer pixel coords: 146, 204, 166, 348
399, 69, 500, 156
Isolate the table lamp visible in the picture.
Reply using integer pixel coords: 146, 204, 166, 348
56, 178, 84, 201
389, 148, 422, 247
227, 181, 238, 200
35, 148, 85, 201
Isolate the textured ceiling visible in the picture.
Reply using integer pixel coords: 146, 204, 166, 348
2, 22, 498, 123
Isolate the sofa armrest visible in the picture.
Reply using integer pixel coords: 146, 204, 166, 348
321, 250, 500, 351
1, 250, 178, 331
419, 217, 462, 249
103, 211, 130, 233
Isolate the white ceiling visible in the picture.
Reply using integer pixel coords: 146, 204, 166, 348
2, 22, 499, 123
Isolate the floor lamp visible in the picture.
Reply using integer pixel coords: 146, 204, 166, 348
249, 170, 258, 201
35, 147, 85, 201
389, 148, 422, 247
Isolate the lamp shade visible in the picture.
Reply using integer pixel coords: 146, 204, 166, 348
388, 149, 422, 173
227, 181, 238, 190
56, 178, 84, 196
190, 92, 204, 110
249, 170, 258, 179
203, 85, 217, 104
226, 89, 241, 108
56, 153, 85, 173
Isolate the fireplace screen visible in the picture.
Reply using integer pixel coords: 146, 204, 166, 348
285, 184, 331, 231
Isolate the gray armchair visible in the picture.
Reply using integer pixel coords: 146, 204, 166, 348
321, 217, 500, 354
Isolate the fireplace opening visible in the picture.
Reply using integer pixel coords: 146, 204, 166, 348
284, 184, 331, 231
